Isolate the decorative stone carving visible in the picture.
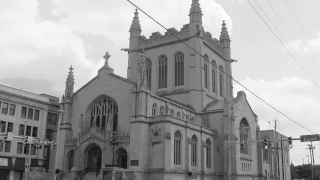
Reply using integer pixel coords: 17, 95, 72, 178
151, 125, 161, 145
165, 133, 171, 140
137, 49, 148, 90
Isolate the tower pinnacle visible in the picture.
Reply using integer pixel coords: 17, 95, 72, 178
64, 65, 74, 101
220, 20, 230, 40
130, 9, 141, 37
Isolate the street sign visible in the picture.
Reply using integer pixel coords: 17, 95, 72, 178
25, 157, 31, 166
7, 132, 13, 140
300, 134, 320, 142
27, 136, 33, 143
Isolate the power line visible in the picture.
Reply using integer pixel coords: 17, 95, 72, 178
127, 0, 317, 134
265, 0, 319, 83
252, 0, 320, 87
282, 0, 311, 39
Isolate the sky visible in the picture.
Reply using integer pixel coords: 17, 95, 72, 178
0, 0, 320, 166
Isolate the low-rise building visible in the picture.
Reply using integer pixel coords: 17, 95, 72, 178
0, 84, 59, 180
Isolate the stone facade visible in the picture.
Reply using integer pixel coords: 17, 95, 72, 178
50, 1, 270, 180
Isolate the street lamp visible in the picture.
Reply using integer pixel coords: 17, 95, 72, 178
110, 132, 119, 166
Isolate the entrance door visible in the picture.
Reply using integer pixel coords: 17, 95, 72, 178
0, 169, 10, 180
87, 145, 102, 172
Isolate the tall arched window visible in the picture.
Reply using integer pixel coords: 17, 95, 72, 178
160, 106, 165, 116
146, 58, 152, 90
204, 54, 209, 89
175, 52, 184, 86
191, 135, 197, 167
90, 97, 118, 131
206, 139, 211, 168
174, 131, 181, 165
240, 118, 250, 155
158, 55, 167, 89
152, 103, 157, 116
212, 60, 217, 93
219, 65, 224, 96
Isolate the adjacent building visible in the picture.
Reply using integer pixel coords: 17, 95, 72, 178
257, 130, 291, 180
0, 84, 59, 180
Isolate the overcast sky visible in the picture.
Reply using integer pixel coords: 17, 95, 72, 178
1, 0, 320, 166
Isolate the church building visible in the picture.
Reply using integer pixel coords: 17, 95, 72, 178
51, 0, 262, 179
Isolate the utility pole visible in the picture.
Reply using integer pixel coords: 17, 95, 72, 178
275, 119, 280, 180
308, 143, 315, 180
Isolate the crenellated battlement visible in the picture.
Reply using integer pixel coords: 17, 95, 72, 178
202, 31, 225, 55
137, 24, 226, 57
138, 24, 189, 49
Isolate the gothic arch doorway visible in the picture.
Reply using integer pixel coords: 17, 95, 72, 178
86, 145, 102, 172
116, 148, 128, 169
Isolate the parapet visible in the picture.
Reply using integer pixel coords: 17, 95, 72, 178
138, 24, 189, 49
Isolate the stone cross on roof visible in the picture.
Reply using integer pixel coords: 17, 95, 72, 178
103, 52, 110, 67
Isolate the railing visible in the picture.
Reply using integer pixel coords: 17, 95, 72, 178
73, 167, 88, 180
56, 171, 65, 180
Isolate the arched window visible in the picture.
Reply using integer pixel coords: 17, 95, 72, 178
206, 139, 211, 168
171, 109, 175, 116
175, 52, 184, 86
204, 54, 209, 89
186, 115, 189, 121
177, 112, 181, 119
174, 131, 181, 165
190, 117, 194, 123
219, 65, 224, 97
160, 106, 165, 116
146, 58, 152, 90
212, 60, 217, 93
158, 55, 167, 89
152, 103, 157, 116
90, 97, 118, 131
240, 118, 250, 155
67, 150, 74, 171
191, 135, 197, 167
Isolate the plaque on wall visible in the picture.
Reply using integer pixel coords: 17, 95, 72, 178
130, 160, 139, 166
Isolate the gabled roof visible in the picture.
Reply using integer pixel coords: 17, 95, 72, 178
73, 73, 136, 97
233, 91, 257, 117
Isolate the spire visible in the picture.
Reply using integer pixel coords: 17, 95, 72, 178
130, 9, 141, 37
189, 0, 202, 23
64, 65, 74, 101
220, 20, 230, 40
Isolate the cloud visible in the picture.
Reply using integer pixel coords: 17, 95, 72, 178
286, 31, 320, 55
0, 0, 232, 98
234, 76, 320, 165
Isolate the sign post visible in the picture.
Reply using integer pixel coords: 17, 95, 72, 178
25, 156, 31, 180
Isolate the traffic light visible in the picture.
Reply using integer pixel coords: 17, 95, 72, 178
3, 133, 8, 141
263, 139, 268, 149
51, 141, 56, 150
187, 172, 192, 177
240, 143, 244, 151
288, 137, 292, 148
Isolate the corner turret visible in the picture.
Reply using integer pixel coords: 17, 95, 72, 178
189, 0, 203, 36
128, 9, 142, 80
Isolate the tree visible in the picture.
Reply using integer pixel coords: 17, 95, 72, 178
290, 163, 298, 179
